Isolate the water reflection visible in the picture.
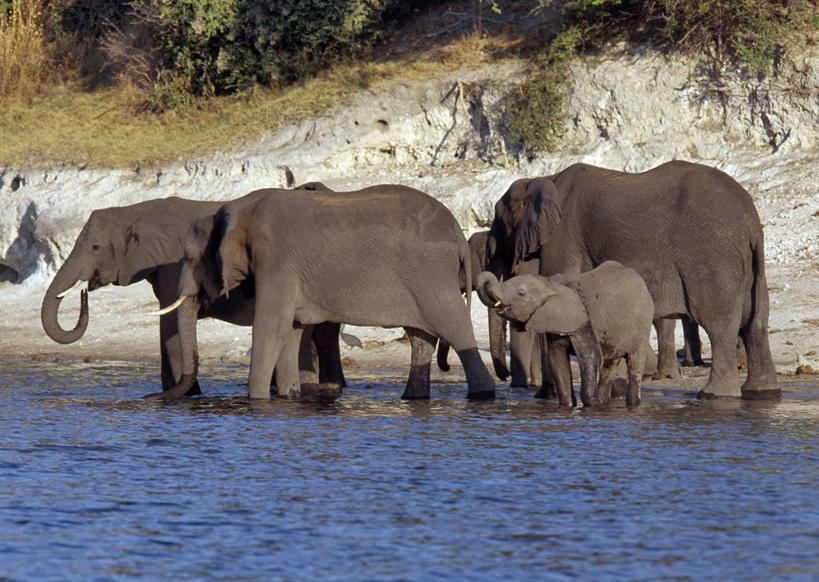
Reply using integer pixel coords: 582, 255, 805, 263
0, 356, 817, 580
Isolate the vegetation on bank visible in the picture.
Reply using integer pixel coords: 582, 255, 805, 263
1, 0, 816, 166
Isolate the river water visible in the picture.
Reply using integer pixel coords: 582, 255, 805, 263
1, 357, 817, 581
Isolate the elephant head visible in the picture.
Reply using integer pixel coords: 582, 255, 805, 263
485, 177, 563, 276
476, 272, 587, 335
41, 199, 193, 344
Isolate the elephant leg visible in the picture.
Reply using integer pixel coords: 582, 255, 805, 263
401, 327, 436, 400
509, 327, 534, 387
422, 291, 494, 400
274, 326, 304, 399
625, 350, 645, 407
597, 359, 620, 405
739, 317, 780, 400
569, 323, 602, 408
681, 317, 704, 367
487, 307, 509, 380
247, 283, 296, 399
699, 319, 742, 399
541, 338, 573, 407
313, 322, 346, 388
529, 333, 543, 387
534, 334, 559, 400
653, 318, 680, 379
296, 324, 320, 385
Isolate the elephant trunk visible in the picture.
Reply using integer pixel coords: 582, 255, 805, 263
476, 271, 505, 309
41, 261, 89, 344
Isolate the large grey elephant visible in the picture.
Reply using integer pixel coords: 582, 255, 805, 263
40, 192, 345, 397
164, 185, 496, 401
477, 262, 654, 407
486, 161, 778, 400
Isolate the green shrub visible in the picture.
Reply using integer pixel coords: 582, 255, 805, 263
137, 0, 415, 109
509, 0, 816, 154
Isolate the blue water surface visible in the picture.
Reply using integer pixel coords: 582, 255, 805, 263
1, 358, 817, 581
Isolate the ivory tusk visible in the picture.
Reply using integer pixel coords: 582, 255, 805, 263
148, 295, 187, 316
57, 280, 84, 298
494, 299, 503, 308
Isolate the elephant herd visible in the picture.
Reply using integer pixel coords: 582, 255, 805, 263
41, 160, 780, 407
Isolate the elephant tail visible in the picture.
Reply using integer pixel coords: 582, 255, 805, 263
460, 238, 472, 315
747, 233, 770, 329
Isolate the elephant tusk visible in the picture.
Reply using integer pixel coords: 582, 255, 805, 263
148, 296, 187, 317
57, 280, 84, 298
494, 299, 503, 308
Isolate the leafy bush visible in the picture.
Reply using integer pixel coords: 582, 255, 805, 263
128, 0, 416, 110
508, 0, 817, 153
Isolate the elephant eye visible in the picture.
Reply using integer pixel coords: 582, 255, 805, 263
91, 244, 101, 252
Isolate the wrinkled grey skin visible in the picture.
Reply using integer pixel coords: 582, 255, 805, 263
486, 161, 778, 400
438, 230, 542, 387
41, 191, 344, 398
477, 262, 654, 407
174, 185, 496, 401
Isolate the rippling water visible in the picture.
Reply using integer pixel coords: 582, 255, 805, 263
1, 357, 817, 581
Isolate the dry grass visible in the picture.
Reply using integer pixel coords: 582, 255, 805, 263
0, 0, 50, 101
0, 59, 463, 168
0, 0, 532, 168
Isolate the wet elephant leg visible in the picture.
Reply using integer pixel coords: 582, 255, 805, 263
625, 350, 645, 407
509, 327, 534, 387
681, 317, 704, 367
740, 318, 780, 400
297, 324, 319, 385
539, 337, 573, 407
534, 334, 558, 400
402, 327, 436, 400
597, 359, 620, 405
273, 326, 304, 399
653, 318, 680, 379
313, 322, 346, 388
529, 333, 543, 388
699, 319, 742, 399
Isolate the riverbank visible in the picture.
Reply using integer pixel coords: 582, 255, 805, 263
1, 43, 817, 383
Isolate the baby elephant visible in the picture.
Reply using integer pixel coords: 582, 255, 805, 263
476, 261, 654, 407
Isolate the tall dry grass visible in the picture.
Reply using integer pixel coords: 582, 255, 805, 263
0, 0, 51, 101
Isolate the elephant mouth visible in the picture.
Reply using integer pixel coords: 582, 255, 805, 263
87, 271, 109, 292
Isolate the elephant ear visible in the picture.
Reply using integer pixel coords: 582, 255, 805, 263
118, 207, 187, 285
525, 282, 588, 335
513, 178, 562, 271
214, 205, 250, 295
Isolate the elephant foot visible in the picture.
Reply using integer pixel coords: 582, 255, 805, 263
610, 378, 628, 399
741, 374, 780, 400
697, 381, 741, 400
653, 366, 680, 380
740, 387, 781, 401
466, 387, 495, 401
401, 389, 430, 400
144, 374, 198, 400
187, 380, 202, 396
534, 385, 557, 399
300, 382, 343, 401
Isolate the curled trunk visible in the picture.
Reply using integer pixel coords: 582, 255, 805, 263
476, 271, 505, 308
41, 265, 89, 344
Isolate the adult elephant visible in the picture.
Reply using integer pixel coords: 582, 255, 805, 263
41, 190, 345, 396
485, 161, 778, 400
162, 185, 496, 401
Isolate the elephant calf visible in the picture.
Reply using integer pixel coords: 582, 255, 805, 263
477, 261, 654, 407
